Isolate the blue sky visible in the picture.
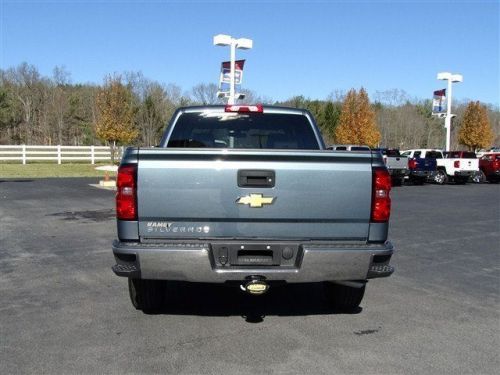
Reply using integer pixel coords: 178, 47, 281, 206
1, 0, 499, 105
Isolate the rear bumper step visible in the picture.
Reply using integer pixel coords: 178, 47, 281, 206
112, 240, 395, 282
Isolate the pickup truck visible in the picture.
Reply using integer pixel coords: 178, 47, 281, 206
479, 153, 500, 183
400, 149, 437, 184
439, 151, 479, 184
373, 148, 409, 186
112, 105, 395, 312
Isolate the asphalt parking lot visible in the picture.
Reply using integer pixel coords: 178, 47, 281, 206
0, 178, 499, 374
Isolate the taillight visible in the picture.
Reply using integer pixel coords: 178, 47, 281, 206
225, 104, 263, 113
371, 168, 391, 223
408, 158, 417, 170
116, 164, 137, 220
454, 160, 460, 168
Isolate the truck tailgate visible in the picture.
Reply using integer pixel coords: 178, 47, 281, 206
136, 149, 373, 240
458, 158, 479, 171
386, 156, 408, 169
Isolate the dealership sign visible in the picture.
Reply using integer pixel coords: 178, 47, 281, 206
219, 59, 245, 86
432, 89, 447, 114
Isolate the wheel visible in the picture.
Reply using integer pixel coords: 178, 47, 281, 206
471, 170, 486, 183
434, 169, 448, 185
128, 278, 166, 311
324, 282, 366, 311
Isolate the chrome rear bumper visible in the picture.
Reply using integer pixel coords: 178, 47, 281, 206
112, 240, 394, 282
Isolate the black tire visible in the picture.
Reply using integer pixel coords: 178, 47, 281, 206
128, 278, 166, 311
434, 169, 448, 185
324, 282, 366, 311
471, 170, 486, 183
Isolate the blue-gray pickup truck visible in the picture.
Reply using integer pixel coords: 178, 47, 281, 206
112, 105, 395, 312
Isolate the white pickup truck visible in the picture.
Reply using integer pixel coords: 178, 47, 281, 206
403, 149, 478, 184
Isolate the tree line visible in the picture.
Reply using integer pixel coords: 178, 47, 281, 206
1, 62, 498, 151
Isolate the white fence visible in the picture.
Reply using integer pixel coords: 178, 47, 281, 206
0, 145, 122, 164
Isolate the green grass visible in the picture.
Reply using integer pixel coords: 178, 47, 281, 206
0, 163, 113, 178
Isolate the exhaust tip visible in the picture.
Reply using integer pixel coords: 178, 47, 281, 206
240, 278, 269, 295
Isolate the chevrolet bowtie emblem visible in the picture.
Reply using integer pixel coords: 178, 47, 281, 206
236, 194, 275, 208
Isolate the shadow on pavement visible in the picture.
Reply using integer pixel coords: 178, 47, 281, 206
145, 281, 362, 322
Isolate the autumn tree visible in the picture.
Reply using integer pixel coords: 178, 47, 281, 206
334, 88, 381, 147
95, 76, 138, 164
458, 101, 493, 151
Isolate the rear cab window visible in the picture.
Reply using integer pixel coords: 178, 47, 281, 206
426, 151, 442, 159
386, 149, 400, 157
165, 110, 321, 150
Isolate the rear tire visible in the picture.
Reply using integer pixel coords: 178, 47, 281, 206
128, 278, 166, 312
471, 170, 486, 183
434, 169, 448, 185
324, 282, 366, 312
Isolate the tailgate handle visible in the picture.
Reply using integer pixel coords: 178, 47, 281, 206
238, 170, 275, 187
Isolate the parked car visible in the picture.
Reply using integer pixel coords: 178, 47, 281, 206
478, 153, 500, 183
328, 144, 371, 151
373, 148, 408, 186
400, 149, 437, 184
112, 105, 395, 312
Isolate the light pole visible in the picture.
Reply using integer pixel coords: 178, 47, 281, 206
213, 34, 253, 104
437, 72, 463, 151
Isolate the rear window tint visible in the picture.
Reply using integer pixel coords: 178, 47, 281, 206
351, 146, 370, 151
386, 149, 400, 157
426, 151, 442, 159
461, 152, 476, 158
166, 112, 320, 150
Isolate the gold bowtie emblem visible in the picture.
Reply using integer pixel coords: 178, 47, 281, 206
236, 194, 275, 208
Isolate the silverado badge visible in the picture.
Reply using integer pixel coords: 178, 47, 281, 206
236, 193, 275, 208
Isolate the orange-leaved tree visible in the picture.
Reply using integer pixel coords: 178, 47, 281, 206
334, 88, 381, 147
458, 101, 493, 151
95, 76, 138, 164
